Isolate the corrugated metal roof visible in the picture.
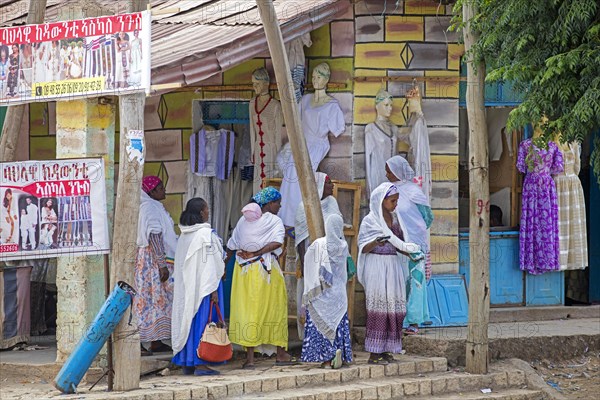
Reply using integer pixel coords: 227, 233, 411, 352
0, 0, 351, 87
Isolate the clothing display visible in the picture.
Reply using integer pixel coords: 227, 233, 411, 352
227, 211, 287, 353
365, 121, 399, 194
278, 94, 345, 226
249, 95, 283, 192
554, 142, 588, 270
171, 223, 225, 366
516, 139, 563, 274
400, 112, 432, 200
0, 266, 32, 349
285, 33, 312, 103
189, 128, 235, 180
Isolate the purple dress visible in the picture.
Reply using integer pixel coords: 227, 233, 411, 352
516, 139, 564, 274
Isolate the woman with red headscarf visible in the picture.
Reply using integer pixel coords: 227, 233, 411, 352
136, 176, 178, 355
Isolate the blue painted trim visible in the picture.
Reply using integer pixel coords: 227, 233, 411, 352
459, 231, 519, 238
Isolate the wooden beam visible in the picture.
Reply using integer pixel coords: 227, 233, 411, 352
354, 76, 462, 83
463, 1, 490, 375
255, 0, 325, 241
110, 0, 147, 391
0, 0, 47, 162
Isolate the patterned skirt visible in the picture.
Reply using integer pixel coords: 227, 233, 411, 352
554, 174, 588, 270
362, 253, 407, 354
301, 310, 353, 363
134, 246, 173, 342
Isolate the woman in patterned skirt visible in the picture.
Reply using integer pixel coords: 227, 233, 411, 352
357, 183, 422, 365
300, 214, 352, 368
135, 176, 178, 355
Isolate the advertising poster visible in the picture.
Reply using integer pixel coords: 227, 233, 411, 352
0, 158, 110, 261
0, 11, 151, 106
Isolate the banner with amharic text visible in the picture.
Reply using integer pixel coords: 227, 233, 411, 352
0, 158, 110, 261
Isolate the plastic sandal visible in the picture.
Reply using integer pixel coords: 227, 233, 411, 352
242, 362, 256, 370
194, 368, 220, 376
332, 349, 343, 369
368, 357, 389, 365
382, 353, 395, 362
403, 326, 419, 335
275, 356, 300, 366
182, 367, 195, 375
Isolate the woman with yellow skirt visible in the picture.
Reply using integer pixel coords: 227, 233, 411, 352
227, 188, 298, 369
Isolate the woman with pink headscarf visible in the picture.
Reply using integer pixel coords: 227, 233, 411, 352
135, 176, 178, 355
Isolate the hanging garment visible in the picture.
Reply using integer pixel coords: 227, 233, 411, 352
249, 95, 283, 192
278, 94, 345, 227
285, 33, 312, 103
516, 139, 563, 274
553, 142, 588, 270
400, 112, 432, 201
365, 121, 399, 195
189, 128, 235, 180
0, 266, 32, 349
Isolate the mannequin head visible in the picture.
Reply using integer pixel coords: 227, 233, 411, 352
312, 62, 330, 90
375, 89, 393, 119
251, 67, 270, 96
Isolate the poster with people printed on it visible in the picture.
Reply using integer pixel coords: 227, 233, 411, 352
0, 158, 109, 261
0, 11, 151, 106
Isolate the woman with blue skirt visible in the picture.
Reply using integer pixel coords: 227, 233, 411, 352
171, 198, 226, 376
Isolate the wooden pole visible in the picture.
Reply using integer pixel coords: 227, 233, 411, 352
0, 0, 47, 162
109, 0, 148, 390
255, 0, 325, 241
463, 1, 490, 375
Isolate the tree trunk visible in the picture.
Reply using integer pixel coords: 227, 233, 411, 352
254, 0, 325, 241
0, 0, 47, 162
463, 0, 491, 375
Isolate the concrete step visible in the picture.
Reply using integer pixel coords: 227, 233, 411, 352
232, 370, 538, 400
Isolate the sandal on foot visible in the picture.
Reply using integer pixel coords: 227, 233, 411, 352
194, 368, 220, 376
368, 356, 389, 365
403, 326, 419, 335
332, 349, 343, 370
275, 356, 300, 366
242, 362, 256, 370
382, 353, 395, 362
182, 367, 195, 375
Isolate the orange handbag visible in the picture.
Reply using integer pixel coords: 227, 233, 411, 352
196, 301, 233, 363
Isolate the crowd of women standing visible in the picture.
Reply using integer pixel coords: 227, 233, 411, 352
133, 154, 432, 375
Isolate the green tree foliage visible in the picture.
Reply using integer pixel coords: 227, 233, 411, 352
454, 0, 600, 182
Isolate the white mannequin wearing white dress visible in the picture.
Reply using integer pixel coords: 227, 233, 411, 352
278, 62, 345, 227
249, 67, 284, 193
365, 89, 400, 195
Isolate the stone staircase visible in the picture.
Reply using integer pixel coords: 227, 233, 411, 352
26, 354, 550, 400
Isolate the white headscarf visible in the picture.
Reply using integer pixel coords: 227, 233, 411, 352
295, 172, 341, 247
171, 223, 224, 353
227, 210, 285, 274
357, 182, 420, 285
302, 214, 349, 341
137, 191, 178, 258
387, 156, 430, 252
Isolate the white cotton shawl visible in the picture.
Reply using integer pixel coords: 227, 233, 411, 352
171, 223, 225, 354
227, 211, 285, 270
302, 214, 349, 341
295, 172, 341, 247
407, 113, 432, 200
387, 156, 430, 252
137, 191, 178, 258
357, 182, 420, 286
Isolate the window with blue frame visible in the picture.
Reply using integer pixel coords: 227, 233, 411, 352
458, 60, 524, 107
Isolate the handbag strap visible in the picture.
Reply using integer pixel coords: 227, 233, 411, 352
209, 300, 224, 324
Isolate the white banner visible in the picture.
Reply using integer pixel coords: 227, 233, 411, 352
0, 11, 151, 106
0, 158, 110, 261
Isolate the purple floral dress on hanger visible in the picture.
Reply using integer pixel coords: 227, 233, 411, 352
516, 139, 564, 274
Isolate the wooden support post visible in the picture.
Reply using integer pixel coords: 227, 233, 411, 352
0, 0, 47, 162
255, 0, 325, 241
463, 1, 490, 375
110, 1, 148, 391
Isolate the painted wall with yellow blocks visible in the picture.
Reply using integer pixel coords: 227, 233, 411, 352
17, 0, 463, 273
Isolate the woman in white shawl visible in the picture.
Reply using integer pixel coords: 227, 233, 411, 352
135, 176, 178, 355
227, 187, 297, 369
171, 198, 225, 376
300, 214, 352, 368
357, 182, 422, 365
294, 172, 341, 339
386, 156, 433, 334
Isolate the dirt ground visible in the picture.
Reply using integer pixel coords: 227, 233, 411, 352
530, 352, 600, 400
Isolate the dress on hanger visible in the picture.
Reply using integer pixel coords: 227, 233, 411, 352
249, 95, 283, 193
400, 112, 432, 201
516, 139, 563, 274
365, 121, 398, 194
278, 93, 345, 227
553, 142, 588, 270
